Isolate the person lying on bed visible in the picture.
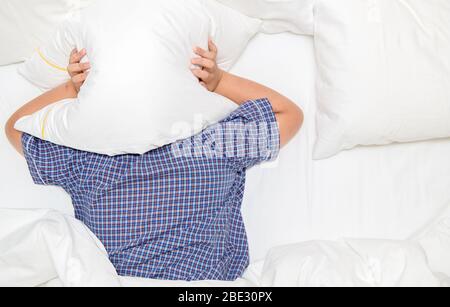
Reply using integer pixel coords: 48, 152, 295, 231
5, 40, 303, 281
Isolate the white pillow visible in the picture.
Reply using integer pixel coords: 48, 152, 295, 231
215, 0, 315, 35
314, 0, 450, 159
16, 0, 261, 156
17, 19, 81, 90
0, 0, 94, 66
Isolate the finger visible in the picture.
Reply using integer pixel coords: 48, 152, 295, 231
70, 48, 86, 64
68, 62, 91, 74
191, 58, 215, 69
199, 81, 207, 89
208, 39, 218, 55
72, 72, 89, 84
191, 68, 209, 80
193, 47, 215, 60
69, 49, 78, 64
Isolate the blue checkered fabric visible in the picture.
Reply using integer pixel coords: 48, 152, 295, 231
22, 99, 279, 281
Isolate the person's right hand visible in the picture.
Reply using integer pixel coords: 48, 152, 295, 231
68, 48, 90, 93
191, 39, 224, 92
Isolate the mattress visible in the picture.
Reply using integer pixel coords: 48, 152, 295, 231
1, 33, 450, 265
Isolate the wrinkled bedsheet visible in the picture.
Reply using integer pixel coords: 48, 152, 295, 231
1, 206, 449, 287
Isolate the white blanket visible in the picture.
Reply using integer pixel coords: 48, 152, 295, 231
1, 206, 449, 287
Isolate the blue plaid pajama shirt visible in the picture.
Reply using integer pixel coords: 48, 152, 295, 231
22, 99, 280, 281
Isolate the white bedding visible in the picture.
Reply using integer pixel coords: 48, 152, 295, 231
1, 207, 449, 287
233, 34, 450, 260
1, 33, 450, 286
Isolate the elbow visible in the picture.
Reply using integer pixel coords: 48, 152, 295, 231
5, 114, 19, 144
4, 114, 24, 155
278, 99, 304, 148
295, 105, 304, 132
290, 102, 304, 136
4, 117, 14, 141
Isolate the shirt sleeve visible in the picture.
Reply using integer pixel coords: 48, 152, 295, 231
220, 98, 280, 170
21, 133, 76, 187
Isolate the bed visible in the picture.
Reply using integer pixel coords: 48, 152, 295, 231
1, 33, 450, 287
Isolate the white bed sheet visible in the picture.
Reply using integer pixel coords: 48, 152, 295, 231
1, 207, 449, 287
1, 33, 450, 266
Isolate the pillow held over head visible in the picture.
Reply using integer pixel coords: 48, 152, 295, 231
16, 0, 262, 156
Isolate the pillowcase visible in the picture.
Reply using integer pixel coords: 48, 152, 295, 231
0, 0, 94, 66
215, 0, 315, 35
17, 19, 81, 90
16, 0, 262, 156
314, 0, 450, 159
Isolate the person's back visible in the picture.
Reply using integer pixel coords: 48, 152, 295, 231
6, 40, 303, 281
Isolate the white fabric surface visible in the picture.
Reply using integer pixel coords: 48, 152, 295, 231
313, 0, 450, 159
259, 217, 450, 287
0, 209, 119, 287
2, 33, 450, 276
0, 0, 93, 66
15, 0, 261, 156
215, 0, 315, 35
231, 33, 450, 262
0, 209, 259, 287
1, 206, 449, 287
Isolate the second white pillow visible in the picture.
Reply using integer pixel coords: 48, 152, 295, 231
314, 0, 450, 159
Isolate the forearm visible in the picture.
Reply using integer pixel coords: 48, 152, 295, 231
215, 72, 304, 147
5, 81, 78, 155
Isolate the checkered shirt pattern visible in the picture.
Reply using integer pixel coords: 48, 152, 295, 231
22, 99, 280, 281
